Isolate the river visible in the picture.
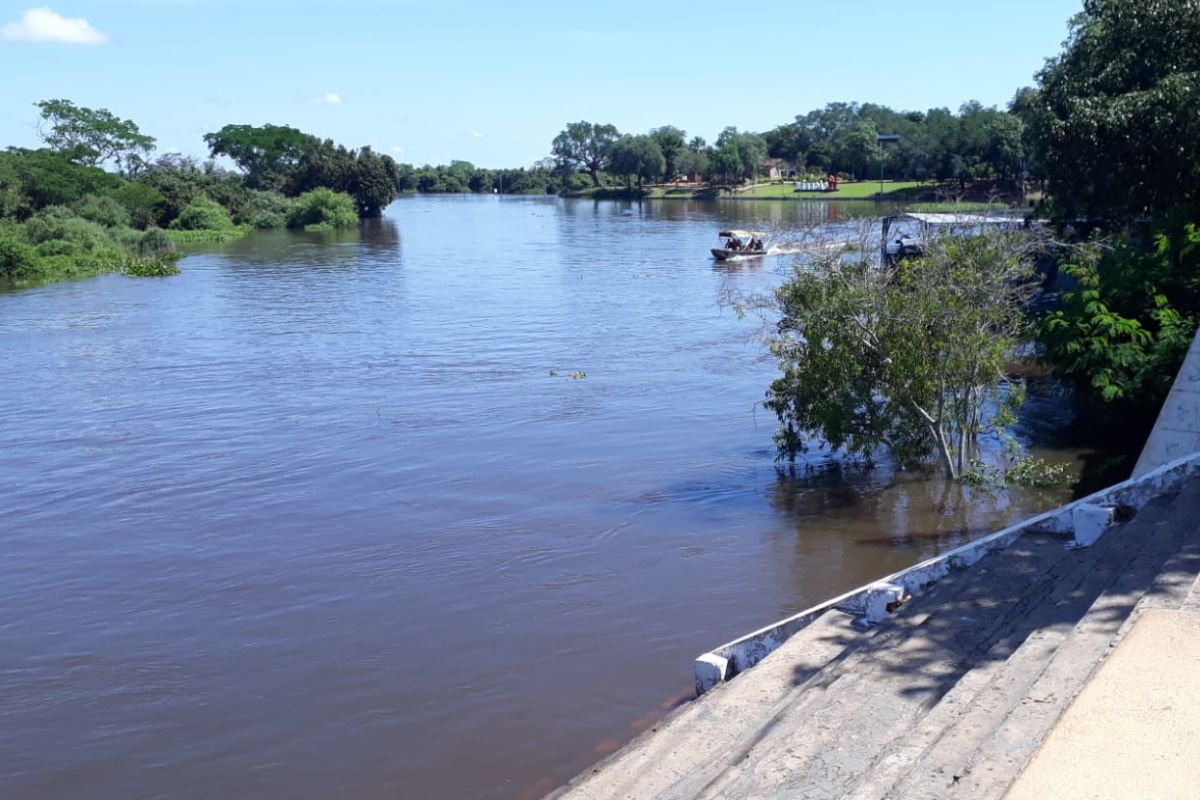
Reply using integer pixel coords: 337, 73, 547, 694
0, 196, 1105, 800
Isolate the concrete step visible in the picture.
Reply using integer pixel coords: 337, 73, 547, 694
897, 480, 1200, 800
842, 490, 1182, 800
1005, 608, 1200, 800
544, 609, 863, 800
686, 531, 1084, 799
1179, 553, 1200, 612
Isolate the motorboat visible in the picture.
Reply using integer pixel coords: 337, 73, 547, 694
881, 211, 1022, 263
711, 229, 769, 260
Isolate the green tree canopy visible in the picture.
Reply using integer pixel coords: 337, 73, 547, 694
34, 99, 156, 172
1025, 0, 1200, 222
608, 135, 665, 188
713, 127, 768, 183
551, 121, 620, 187
203, 124, 311, 191
766, 232, 1036, 479
649, 126, 686, 181
0, 148, 122, 216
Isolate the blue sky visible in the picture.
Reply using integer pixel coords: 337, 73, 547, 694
0, 0, 1083, 168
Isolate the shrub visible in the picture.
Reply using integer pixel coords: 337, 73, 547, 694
76, 195, 131, 228
35, 239, 80, 256
248, 210, 286, 229
0, 235, 40, 280
170, 197, 235, 231
286, 188, 358, 231
23, 208, 112, 252
111, 182, 167, 229
235, 190, 292, 229
137, 228, 177, 258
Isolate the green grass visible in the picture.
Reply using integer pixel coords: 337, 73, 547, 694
165, 227, 249, 245
562, 186, 652, 200
738, 180, 926, 200
645, 186, 711, 199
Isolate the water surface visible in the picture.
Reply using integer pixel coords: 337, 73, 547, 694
0, 196, 1097, 800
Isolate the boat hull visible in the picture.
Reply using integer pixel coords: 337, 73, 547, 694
711, 248, 766, 261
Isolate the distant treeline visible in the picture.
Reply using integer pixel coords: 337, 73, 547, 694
546, 100, 1031, 190
399, 99, 1031, 198
396, 161, 568, 196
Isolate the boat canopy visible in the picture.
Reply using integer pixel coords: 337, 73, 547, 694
898, 212, 1017, 226
718, 229, 768, 238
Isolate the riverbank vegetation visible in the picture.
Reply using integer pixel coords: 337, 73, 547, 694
0, 101, 395, 288
761, 0, 1200, 478
1026, 0, 1200, 439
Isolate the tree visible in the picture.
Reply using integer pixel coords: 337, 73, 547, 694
838, 122, 878, 180
203, 124, 311, 191
608, 135, 665, 189
766, 231, 1036, 480
980, 113, 1024, 181
1025, 0, 1200, 223
709, 142, 743, 185
351, 147, 400, 217
34, 99, 155, 172
649, 126, 686, 181
551, 121, 620, 187
1041, 235, 1196, 421
711, 128, 768, 184
675, 147, 708, 181
0, 148, 121, 216
733, 132, 768, 183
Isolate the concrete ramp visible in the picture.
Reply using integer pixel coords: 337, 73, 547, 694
547, 477, 1200, 800
1006, 608, 1200, 800
1134, 329, 1200, 476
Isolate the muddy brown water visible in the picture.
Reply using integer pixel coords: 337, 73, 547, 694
0, 196, 1109, 799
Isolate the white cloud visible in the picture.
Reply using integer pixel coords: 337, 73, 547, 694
311, 92, 343, 105
390, 145, 404, 155
467, 129, 484, 139
1, 6, 109, 44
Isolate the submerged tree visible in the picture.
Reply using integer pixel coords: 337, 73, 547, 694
765, 231, 1037, 480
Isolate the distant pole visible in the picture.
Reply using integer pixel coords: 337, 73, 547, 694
876, 134, 901, 201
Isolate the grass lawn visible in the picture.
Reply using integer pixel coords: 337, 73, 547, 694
738, 180, 926, 200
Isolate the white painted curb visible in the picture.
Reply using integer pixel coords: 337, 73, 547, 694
694, 450, 1200, 695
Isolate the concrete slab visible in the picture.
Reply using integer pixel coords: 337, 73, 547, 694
1135, 328, 1200, 477
1005, 609, 1200, 800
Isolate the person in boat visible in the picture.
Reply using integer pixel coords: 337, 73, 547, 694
728, 237, 741, 252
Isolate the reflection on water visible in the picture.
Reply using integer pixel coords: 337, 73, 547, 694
0, 196, 1113, 800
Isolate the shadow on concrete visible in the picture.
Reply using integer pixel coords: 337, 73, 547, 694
788, 486, 1200, 700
